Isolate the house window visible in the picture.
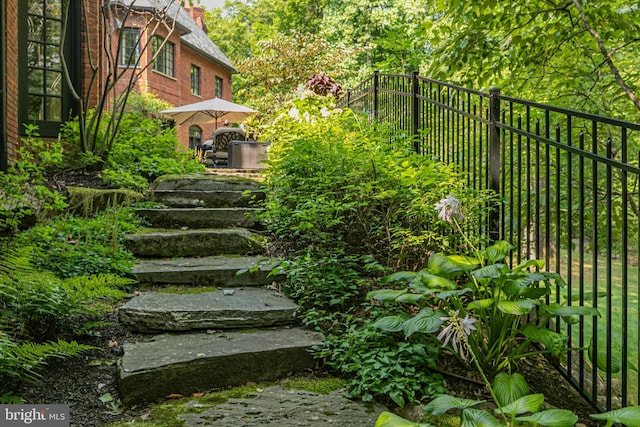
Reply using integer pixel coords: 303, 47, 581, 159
215, 76, 223, 98
119, 28, 140, 67
152, 36, 174, 77
189, 126, 202, 150
191, 65, 201, 96
20, 0, 79, 136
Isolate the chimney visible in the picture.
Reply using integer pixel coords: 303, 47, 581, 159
185, 1, 208, 34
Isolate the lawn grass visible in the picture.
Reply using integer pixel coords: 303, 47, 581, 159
547, 248, 639, 407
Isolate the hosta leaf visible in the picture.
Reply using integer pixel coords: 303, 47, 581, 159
375, 411, 432, 427
518, 287, 550, 299
590, 406, 640, 427
460, 408, 503, 427
381, 271, 417, 284
541, 303, 600, 318
416, 271, 458, 290
493, 372, 529, 407
403, 308, 443, 337
366, 289, 408, 301
428, 254, 478, 277
409, 282, 440, 294
372, 316, 404, 333
496, 393, 544, 416
423, 394, 484, 416
436, 288, 471, 300
467, 298, 493, 310
522, 324, 568, 356
497, 299, 536, 315
588, 338, 622, 374
513, 258, 545, 271
395, 293, 424, 303
483, 241, 512, 263
471, 263, 505, 279
511, 272, 547, 290
569, 291, 607, 301
515, 409, 578, 427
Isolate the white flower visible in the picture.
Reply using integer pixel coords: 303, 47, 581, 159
320, 107, 330, 118
434, 195, 464, 223
303, 111, 311, 122
461, 314, 477, 335
288, 107, 299, 119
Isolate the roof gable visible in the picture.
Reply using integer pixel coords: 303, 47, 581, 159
110, 0, 236, 73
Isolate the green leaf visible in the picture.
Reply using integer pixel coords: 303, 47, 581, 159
467, 298, 493, 310
403, 308, 443, 337
416, 271, 458, 290
423, 394, 484, 416
483, 241, 512, 263
460, 408, 503, 427
382, 271, 417, 284
522, 325, 568, 356
395, 293, 424, 304
541, 303, 600, 318
437, 288, 471, 300
515, 409, 578, 427
496, 393, 544, 416
588, 338, 623, 374
375, 411, 430, 427
590, 406, 640, 427
497, 299, 536, 315
366, 289, 408, 301
372, 316, 404, 333
513, 258, 545, 271
518, 287, 550, 299
428, 253, 478, 277
471, 264, 504, 280
493, 372, 529, 407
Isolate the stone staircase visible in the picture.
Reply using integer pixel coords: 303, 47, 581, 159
117, 173, 324, 405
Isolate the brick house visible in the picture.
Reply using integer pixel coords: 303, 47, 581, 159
0, 0, 237, 171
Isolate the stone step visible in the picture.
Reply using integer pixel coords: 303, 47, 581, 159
126, 228, 266, 258
118, 328, 325, 404
153, 174, 261, 192
152, 189, 265, 208
132, 255, 280, 286
119, 287, 298, 333
135, 207, 263, 229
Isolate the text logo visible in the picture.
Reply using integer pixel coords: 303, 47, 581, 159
1, 405, 69, 426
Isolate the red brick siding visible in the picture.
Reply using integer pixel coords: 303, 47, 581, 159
5, 0, 19, 165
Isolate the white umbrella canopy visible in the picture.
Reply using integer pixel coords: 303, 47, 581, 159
160, 98, 258, 127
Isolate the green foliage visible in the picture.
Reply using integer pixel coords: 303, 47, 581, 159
319, 322, 446, 408
261, 96, 491, 270
0, 334, 96, 389
368, 240, 600, 376
0, 126, 68, 237
14, 207, 140, 279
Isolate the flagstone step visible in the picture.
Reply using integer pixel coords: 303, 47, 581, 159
118, 328, 325, 404
119, 287, 298, 332
153, 174, 261, 192
126, 228, 266, 258
132, 255, 280, 286
135, 207, 263, 229
152, 189, 265, 208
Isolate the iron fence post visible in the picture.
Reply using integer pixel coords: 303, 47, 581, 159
346, 89, 351, 108
489, 87, 501, 242
373, 70, 379, 121
412, 70, 420, 153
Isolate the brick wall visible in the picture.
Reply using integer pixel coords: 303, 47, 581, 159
5, 0, 19, 165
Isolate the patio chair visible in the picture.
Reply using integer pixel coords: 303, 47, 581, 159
205, 128, 246, 167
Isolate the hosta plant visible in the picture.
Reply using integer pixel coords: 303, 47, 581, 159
367, 240, 601, 376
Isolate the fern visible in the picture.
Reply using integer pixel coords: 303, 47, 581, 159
1, 335, 97, 384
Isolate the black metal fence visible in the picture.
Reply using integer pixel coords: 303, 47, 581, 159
340, 71, 640, 411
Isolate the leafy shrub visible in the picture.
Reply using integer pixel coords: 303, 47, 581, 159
14, 207, 141, 279
0, 125, 68, 237
319, 321, 446, 408
261, 95, 492, 271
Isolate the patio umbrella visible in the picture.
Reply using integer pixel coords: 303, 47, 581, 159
160, 97, 258, 127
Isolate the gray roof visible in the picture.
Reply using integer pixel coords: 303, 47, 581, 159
110, 0, 236, 73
